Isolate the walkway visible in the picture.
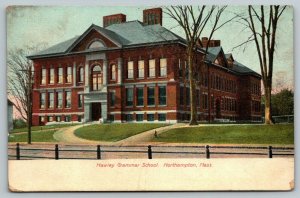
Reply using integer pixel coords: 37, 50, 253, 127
115, 123, 186, 145
53, 124, 101, 144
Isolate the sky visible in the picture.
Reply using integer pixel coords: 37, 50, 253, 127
6, 5, 294, 91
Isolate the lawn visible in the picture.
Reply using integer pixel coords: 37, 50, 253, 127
8, 130, 57, 142
11, 124, 79, 133
74, 123, 168, 142
153, 124, 294, 145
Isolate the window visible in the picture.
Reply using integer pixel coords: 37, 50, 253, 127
78, 94, 83, 108
109, 114, 114, 122
180, 87, 184, 105
41, 68, 46, 85
40, 92, 46, 109
138, 60, 144, 78
48, 92, 54, 109
111, 64, 116, 80
48, 116, 53, 122
186, 87, 190, 106
149, 59, 155, 77
158, 114, 166, 121
202, 94, 208, 109
56, 92, 63, 108
126, 88, 133, 106
147, 114, 155, 121
136, 87, 144, 106
56, 116, 61, 122
91, 65, 102, 91
126, 114, 133, 122
65, 115, 71, 122
78, 67, 84, 82
39, 116, 45, 124
136, 114, 143, 122
127, 61, 134, 79
109, 92, 115, 107
160, 58, 167, 76
159, 86, 166, 105
77, 115, 83, 122
178, 59, 183, 78
66, 66, 72, 83
88, 40, 105, 49
147, 87, 155, 106
49, 68, 54, 84
65, 91, 71, 108
58, 67, 63, 84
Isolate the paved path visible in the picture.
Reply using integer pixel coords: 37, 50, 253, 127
53, 124, 101, 144
115, 123, 186, 145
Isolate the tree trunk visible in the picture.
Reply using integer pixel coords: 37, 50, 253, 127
264, 85, 273, 124
188, 47, 198, 125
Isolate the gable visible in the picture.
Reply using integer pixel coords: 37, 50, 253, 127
70, 28, 119, 52
214, 51, 228, 68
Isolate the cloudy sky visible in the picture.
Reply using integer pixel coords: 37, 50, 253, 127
6, 6, 294, 91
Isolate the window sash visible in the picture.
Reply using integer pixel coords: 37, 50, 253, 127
48, 92, 54, 108
160, 58, 167, 76
58, 68, 63, 83
49, 68, 54, 84
78, 94, 83, 108
57, 92, 63, 108
40, 93, 45, 108
111, 65, 116, 80
136, 114, 143, 121
66, 67, 72, 83
41, 69, 46, 85
149, 59, 155, 77
136, 88, 144, 106
110, 92, 115, 106
65, 91, 71, 108
79, 67, 84, 82
138, 60, 144, 78
127, 61, 134, 79
147, 87, 155, 106
126, 88, 133, 106
159, 86, 166, 105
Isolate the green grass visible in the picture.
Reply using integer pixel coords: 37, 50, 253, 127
11, 124, 79, 133
8, 130, 57, 142
153, 124, 294, 145
74, 123, 168, 142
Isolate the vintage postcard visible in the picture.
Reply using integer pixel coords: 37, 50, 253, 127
7, 5, 294, 191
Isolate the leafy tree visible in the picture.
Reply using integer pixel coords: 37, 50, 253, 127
272, 89, 294, 116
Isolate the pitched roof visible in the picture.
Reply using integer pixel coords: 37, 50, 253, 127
232, 61, 260, 76
28, 21, 184, 58
204, 46, 222, 62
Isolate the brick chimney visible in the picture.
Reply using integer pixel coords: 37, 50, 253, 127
199, 37, 221, 48
143, 8, 162, 26
103, 13, 126, 28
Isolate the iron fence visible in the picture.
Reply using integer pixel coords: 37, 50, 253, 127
8, 143, 294, 160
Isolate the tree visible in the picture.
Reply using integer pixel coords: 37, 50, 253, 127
272, 89, 294, 116
164, 6, 233, 125
7, 44, 47, 143
235, 6, 287, 124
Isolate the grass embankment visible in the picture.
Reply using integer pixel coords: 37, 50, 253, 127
8, 130, 57, 143
153, 124, 294, 145
11, 124, 79, 133
74, 123, 168, 142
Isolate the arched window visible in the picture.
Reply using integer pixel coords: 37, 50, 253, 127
91, 65, 102, 91
111, 64, 116, 80
88, 40, 105, 49
78, 67, 84, 82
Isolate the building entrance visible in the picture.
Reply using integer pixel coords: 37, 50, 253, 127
91, 103, 102, 121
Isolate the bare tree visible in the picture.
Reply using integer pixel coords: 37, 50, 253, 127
7, 44, 47, 143
234, 6, 286, 124
164, 6, 233, 125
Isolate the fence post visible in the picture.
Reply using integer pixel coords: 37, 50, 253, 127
97, 145, 101, 159
55, 144, 59, 160
16, 143, 20, 160
206, 145, 210, 159
148, 145, 152, 159
268, 146, 273, 158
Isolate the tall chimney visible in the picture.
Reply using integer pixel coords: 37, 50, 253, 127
103, 13, 126, 28
200, 37, 221, 48
143, 8, 163, 26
